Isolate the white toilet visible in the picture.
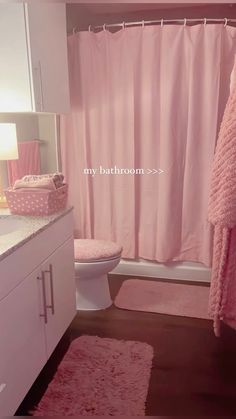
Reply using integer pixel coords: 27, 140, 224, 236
74, 239, 122, 310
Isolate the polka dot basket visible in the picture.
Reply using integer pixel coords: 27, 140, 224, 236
4, 184, 68, 216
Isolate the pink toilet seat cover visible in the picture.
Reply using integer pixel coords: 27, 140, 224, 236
74, 239, 123, 262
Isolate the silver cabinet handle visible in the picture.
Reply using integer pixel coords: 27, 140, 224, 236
38, 272, 48, 324
43, 264, 55, 315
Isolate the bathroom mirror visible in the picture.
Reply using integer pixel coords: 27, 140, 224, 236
0, 113, 59, 189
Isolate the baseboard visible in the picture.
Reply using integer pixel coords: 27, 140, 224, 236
112, 258, 211, 283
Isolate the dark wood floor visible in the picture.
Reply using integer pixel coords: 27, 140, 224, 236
16, 275, 236, 416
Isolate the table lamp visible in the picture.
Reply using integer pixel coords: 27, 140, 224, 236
0, 123, 19, 208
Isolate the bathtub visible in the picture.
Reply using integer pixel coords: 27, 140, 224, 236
112, 258, 211, 283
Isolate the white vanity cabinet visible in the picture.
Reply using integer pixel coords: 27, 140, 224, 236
0, 211, 76, 416
41, 238, 76, 357
0, 266, 47, 417
0, 3, 70, 113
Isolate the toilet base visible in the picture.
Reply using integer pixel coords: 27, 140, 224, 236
75, 274, 112, 310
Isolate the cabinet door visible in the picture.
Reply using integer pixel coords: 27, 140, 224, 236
0, 267, 47, 416
25, 3, 70, 113
0, 3, 32, 112
41, 237, 76, 358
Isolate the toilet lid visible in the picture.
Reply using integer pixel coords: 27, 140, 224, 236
74, 239, 123, 262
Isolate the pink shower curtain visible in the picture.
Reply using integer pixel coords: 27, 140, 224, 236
60, 24, 236, 265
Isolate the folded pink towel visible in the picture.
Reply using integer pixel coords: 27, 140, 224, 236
13, 178, 56, 190
21, 173, 64, 182
13, 173, 64, 190
11, 187, 56, 194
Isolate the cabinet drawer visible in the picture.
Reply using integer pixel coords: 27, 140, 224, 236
0, 267, 46, 416
0, 211, 73, 301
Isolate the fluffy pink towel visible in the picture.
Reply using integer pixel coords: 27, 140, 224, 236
13, 177, 56, 190
10, 187, 54, 194
13, 173, 64, 190
208, 57, 236, 336
21, 173, 64, 188
7, 140, 41, 186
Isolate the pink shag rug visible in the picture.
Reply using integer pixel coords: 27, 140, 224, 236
33, 335, 153, 416
114, 279, 210, 319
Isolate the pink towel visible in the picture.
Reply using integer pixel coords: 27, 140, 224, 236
7, 140, 41, 186
20, 173, 64, 188
13, 173, 64, 190
13, 177, 56, 190
208, 57, 236, 336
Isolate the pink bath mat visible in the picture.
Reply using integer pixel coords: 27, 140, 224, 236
114, 279, 210, 319
33, 335, 153, 416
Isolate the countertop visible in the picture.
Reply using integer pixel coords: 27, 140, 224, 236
0, 207, 73, 262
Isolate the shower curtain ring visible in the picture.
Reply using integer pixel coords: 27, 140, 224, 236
183, 18, 187, 26
72, 27, 76, 34
161, 19, 164, 27
142, 20, 145, 28
204, 18, 207, 26
103, 23, 106, 31
224, 18, 228, 27
122, 21, 125, 30
88, 25, 91, 32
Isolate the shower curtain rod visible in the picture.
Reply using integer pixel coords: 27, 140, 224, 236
72, 17, 236, 33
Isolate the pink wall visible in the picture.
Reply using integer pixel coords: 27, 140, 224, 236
66, 3, 236, 32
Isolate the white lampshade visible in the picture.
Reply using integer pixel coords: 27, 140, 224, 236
0, 123, 19, 160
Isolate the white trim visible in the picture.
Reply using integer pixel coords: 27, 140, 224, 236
112, 258, 211, 283
54, 115, 62, 172
23, 4, 35, 112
